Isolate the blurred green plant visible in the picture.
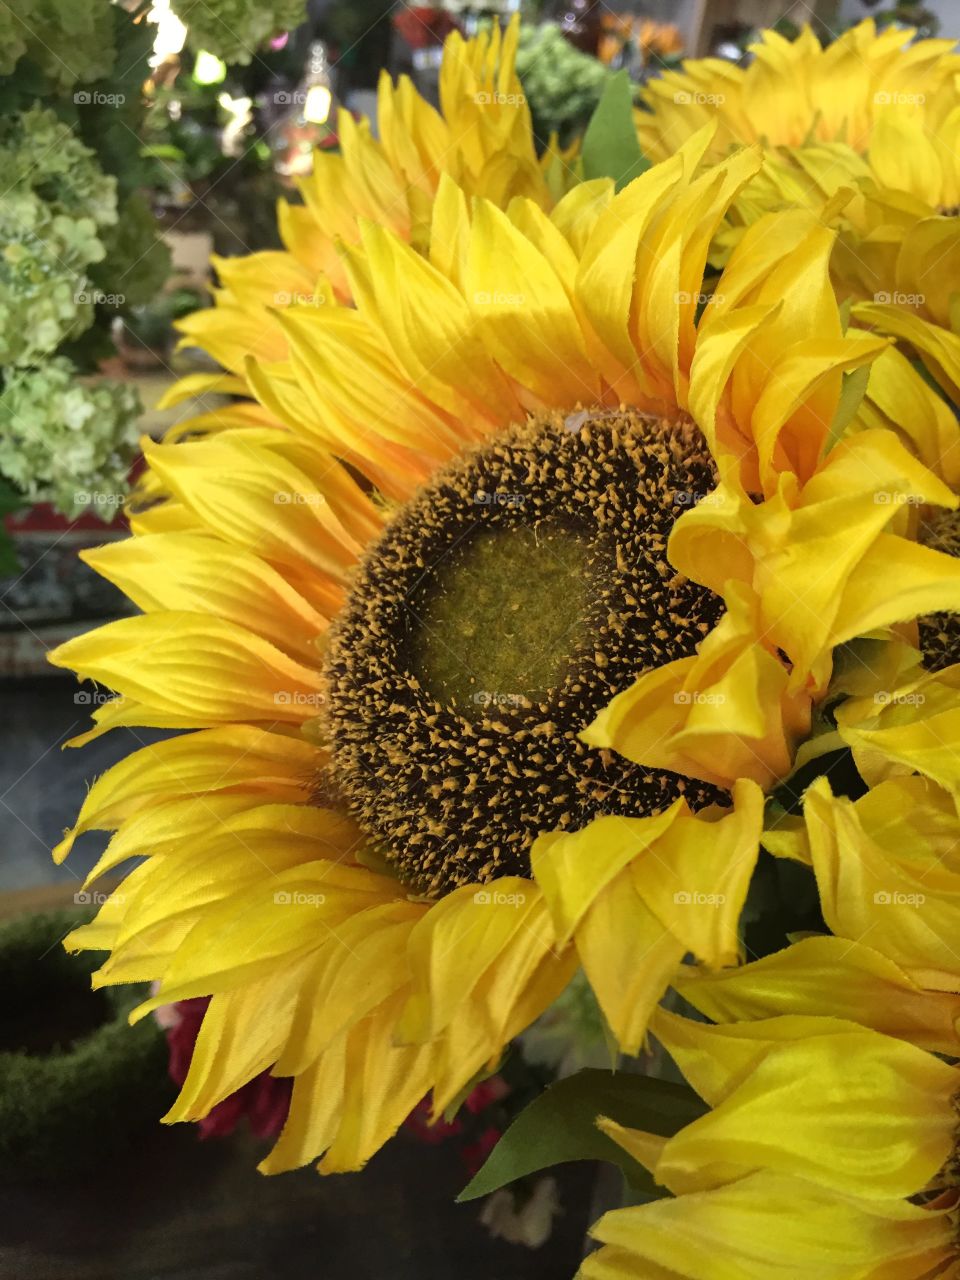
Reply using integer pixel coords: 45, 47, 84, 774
0, 358, 141, 519
170, 0, 307, 64
0, 106, 117, 367
0, 0, 169, 558
516, 22, 611, 148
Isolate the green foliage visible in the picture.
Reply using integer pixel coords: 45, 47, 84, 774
516, 23, 610, 148
0, 4, 170, 515
0, 911, 171, 1181
0, 192, 98, 367
0, 358, 141, 518
0, 104, 117, 226
93, 193, 173, 311
458, 1069, 706, 1202
170, 0, 307, 64
582, 70, 649, 189
0, 0, 117, 89
322, 0, 394, 50
0, 476, 24, 575
520, 970, 615, 1077
0, 6, 29, 78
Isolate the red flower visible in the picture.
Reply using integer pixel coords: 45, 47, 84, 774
462, 1126, 502, 1177
393, 6, 460, 50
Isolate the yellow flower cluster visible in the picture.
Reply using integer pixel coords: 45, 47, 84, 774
48, 16, 960, 1275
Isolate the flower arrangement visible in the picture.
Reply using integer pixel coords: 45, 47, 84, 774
0, 2, 172, 543
41, 14, 960, 1276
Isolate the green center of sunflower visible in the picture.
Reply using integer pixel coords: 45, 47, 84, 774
322, 409, 726, 896
409, 524, 595, 709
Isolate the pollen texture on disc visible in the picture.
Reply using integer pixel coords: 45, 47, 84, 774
322, 409, 725, 895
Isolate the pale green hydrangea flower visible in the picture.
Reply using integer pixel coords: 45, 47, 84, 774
0, 0, 117, 86
516, 23, 610, 143
0, 358, 141, 520
0, 108, 118, 365
171, 0, 307, 65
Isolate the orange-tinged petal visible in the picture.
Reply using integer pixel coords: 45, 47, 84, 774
52, 725, 319, 860
81, 533, 332, 663
49, 613, 326, 730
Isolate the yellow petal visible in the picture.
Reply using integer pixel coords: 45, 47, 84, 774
466, 199, 598, 404
584, 585, 811, 789
674, 934, 960, 1057
49, 613, 327, 730
653, 1016, 957, 1199
53, 725, 319, 861
81, 533, 332, 663
799, 776, 960, 991
583, 1170, 951, 1280
838, 663, 960, 791
532, 783, 763, 1053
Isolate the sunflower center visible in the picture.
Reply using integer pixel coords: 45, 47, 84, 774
322, 409, 726, 895
920, 509, 960, 671
409, 523, 597, 711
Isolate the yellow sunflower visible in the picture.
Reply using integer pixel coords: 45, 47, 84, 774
579, 857, 960, 1278
637, 18, 960, 397
170, 18, 573, 391
636, 19, 959, 171
49, 118, 960, 1179
576, 616, 960, 1275
581, 1007, 960, 1280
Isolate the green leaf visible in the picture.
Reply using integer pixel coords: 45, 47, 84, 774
0, 531, 20, 578
457, 1069, 705, 1202
581, 72, 649, 190
0, 480, 23, 577
826, 364, 871, 451
0, 475, 24, 520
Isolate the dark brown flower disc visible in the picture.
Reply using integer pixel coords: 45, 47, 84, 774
920, 509, 960, 672
322, 409, 726, 895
